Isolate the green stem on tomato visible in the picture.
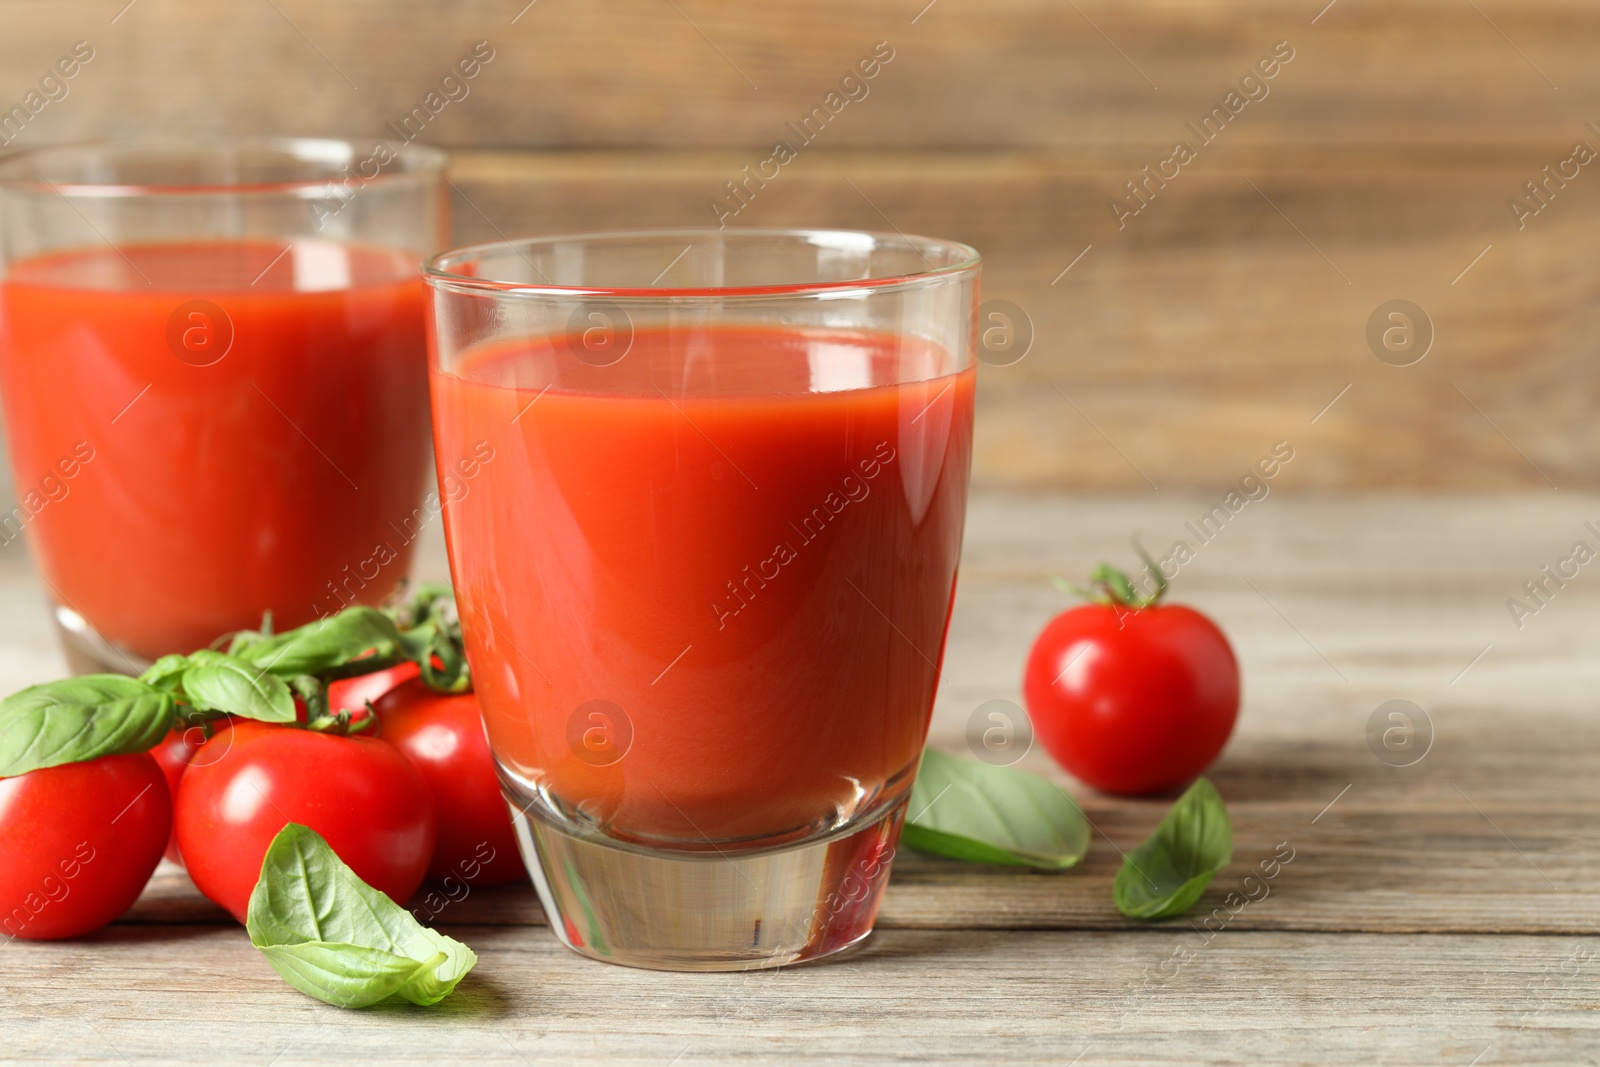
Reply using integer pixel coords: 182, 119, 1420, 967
1054, 537, 1169, 609
289, 675, 330, 724
314, 649, 414, 683
385, 583, 472, 693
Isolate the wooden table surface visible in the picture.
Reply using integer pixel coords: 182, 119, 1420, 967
2, 492, 1597, 1066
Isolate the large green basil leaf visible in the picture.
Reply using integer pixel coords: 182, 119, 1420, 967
0, 675, 174, 777
247, 824, 477, 1008
1114, 777, 1233, 920
180, 650, 296, 723
237, 608, 407, 678
901, 748, 1091, 870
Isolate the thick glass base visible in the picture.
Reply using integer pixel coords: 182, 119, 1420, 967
503, 768, 906, 972
52, 605, 150, 677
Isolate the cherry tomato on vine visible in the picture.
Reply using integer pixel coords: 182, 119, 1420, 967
175, 718, 435, 922
0, 753, 170, 940
376, 679, 524, 885
329, 661, 421, 718
1023, 549, 1239, 796
150, 726, 206, 864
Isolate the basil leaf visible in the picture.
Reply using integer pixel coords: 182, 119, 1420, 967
239, 608, 407, 678
1114, 777, 1233, 920
181, 650, 296, 723
139, 654, 191, 696
0, 675, 174, 777
225, 630, 273, 659
901, 748, 1090, 870
247, 824, 477, 1008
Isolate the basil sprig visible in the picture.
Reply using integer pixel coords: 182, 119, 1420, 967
232, 607, 410, 679
140, 653, 192, 696
384, 583, 472, 694
247, 824, 477, 1008
180, 649, 296, 723
0, 652, 294, 777
0, 675, 175, 778
902, 748, 1091, 870
232, 593, 472, 694
0, 592, 475, 779
1114, 777, 1233, 920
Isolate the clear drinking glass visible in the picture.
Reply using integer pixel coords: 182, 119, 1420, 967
425, 228, 980, 970
0, 138, 446, 671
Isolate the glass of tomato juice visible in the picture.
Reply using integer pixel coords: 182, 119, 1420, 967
0, 138, 446, 670
424, 229, 980, 970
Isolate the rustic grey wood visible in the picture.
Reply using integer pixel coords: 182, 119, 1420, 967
471, 151, 1564, 491
2, 0, 1597, 155
439, 152, 1600, 492
2, 493, 1598, 1064
4, 928, 1597, 1066
122, 729, 1600, 936
3, 2, 1600, 491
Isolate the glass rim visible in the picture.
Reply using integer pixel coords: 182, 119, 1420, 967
422, 228, 982, 301
0, 136, 448, 199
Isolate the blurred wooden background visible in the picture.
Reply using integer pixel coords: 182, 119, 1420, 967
2, 0, 1598, 490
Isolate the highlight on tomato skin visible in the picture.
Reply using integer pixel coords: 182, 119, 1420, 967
1022, 550, 1241, 797
375, 678, 526, 886
174, 718, 436, 924
328, 661, 422, 718
0, 752, 171, 941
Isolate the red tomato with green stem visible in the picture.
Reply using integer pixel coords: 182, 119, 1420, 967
150, 725, 207, 864
328, 661, 421, 718
376, 678, 524, 885
0, 752, 170, 940
1023, 547, 1239, 796
175, 718, 435, 922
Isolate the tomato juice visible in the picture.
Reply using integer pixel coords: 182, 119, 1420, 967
430, 324, 975, 845
0, 240, 431, 660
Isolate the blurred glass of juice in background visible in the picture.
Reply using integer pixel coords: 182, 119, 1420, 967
0, 139, 446, 669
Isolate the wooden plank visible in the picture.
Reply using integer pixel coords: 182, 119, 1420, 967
3, 146, 1583, 492
121, 775, 1600, 936
441, 150, 1600, 490
4, 146, 1592, 492
119, 714, 1600, 936
3, 927, 1595, 1065
0, 0, 1596, 156
1, 494, 1596, 1059
0, 5, 1595, 491
923, 491, 1600, 935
